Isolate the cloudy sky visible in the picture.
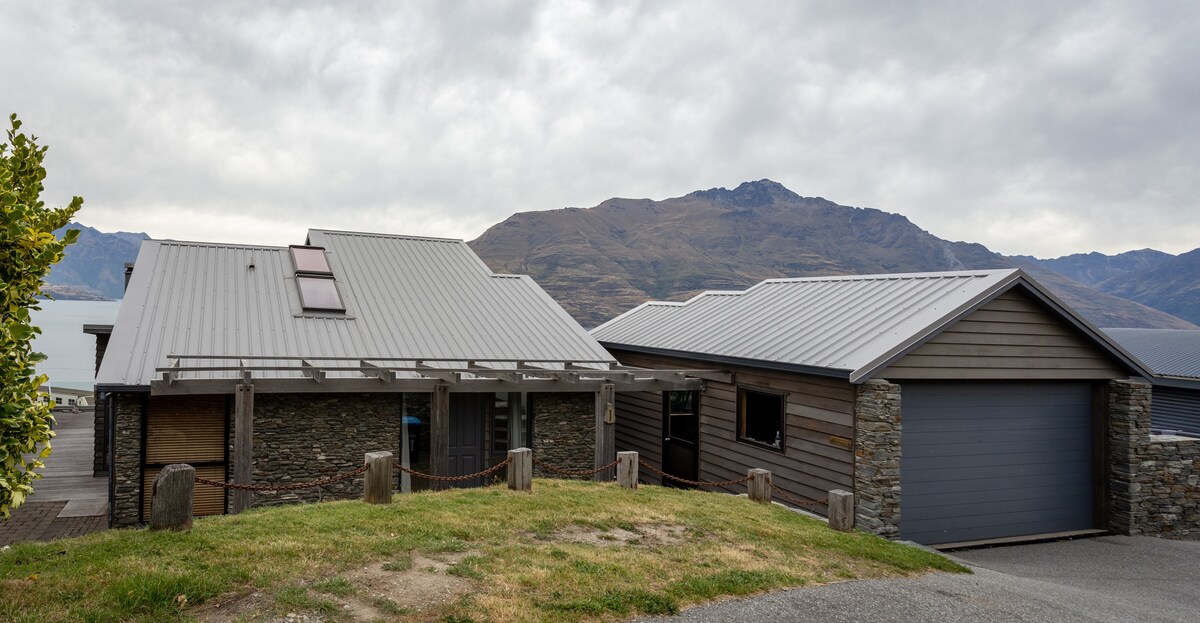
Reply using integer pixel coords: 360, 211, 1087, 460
3, 1, 1197, 257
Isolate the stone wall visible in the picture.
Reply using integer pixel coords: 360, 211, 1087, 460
111, 393, 145, 527
853, 379, 902, 538
1110, 379, 1200, 537
231, 393, 401, 509
93, 396, 108, 476
531, 392, 594, 478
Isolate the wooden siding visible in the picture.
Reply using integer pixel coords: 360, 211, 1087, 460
611, 349, 856, 514
615, 390, 664, 485
881, 289, 1127, 380
143, 395, 226, 518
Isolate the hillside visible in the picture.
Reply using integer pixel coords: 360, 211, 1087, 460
1021, 249, 1174, 288
471, 180, 1195, 330
1094, 249, 1200, 326
44, 223, 148, 299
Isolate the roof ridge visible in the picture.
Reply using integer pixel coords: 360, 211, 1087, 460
309, 228, 463, 243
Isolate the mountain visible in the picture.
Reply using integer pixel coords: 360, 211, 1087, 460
1091, 249, 1200, 325
470, 180, 1196, 330
44, 223, 149, 299
1020, 249, 1174, 287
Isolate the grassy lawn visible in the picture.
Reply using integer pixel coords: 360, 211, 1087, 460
0, 479, 964, 622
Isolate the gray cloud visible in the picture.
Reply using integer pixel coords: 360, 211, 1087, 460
3, 0, 1197, 256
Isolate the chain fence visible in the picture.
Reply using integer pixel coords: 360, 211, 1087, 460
637, 459, 753, 488
769, 482, 828, 508
532, 457, 618, 477
195, 464, 368, 492
393, 456, 512, 482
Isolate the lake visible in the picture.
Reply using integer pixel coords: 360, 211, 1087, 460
29, 299, 123, 389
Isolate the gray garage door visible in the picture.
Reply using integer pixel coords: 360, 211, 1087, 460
900, 383, 1095, 545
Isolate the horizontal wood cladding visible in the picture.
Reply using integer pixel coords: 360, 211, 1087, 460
882, 289, 1126, 380
611, 349, 854, 513
145, 395, 226, 464
614, 391, 663, 485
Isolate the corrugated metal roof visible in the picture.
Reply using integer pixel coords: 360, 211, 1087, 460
1103, 328, 1200, 380
593, 269, 1128, 382
99, 229, 614, 386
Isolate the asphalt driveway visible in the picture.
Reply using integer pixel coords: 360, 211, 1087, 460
634, 535, 1200, 623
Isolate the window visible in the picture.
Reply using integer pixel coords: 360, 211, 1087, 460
55, 397, 62, 405
737, 388, 785, 451
290, 246, 332, 274
296, 276, 345, 311
665, 391, 699, 442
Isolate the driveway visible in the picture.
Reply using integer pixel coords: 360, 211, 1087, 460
634, 535, 1200, 623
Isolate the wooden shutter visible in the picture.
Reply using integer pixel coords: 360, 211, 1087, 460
143, 395, 226, 519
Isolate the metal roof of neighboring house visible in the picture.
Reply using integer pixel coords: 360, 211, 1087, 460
1103, 328, 1200, 387
592, 269, 1146, 383
98, 229, 614, 386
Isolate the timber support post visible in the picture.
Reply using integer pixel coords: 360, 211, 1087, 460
508, 447, 532, 492
617, 451, 638, 489
594, 382, 616, 482
431, 384, 450, 490
748, 468, 772, 503
232, 383, 254, 513
149, 463, 194, 531
828, 489, 854, 532
364, 451, 394, 504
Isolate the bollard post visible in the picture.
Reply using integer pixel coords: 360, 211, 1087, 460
150, 464, 195, 531
364, 451, 394, 504
827, 489, 854, 531
748, 468, 772, 503
617, 451, 638, 489
508, 447, 532, 492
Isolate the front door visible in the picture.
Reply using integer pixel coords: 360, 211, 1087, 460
662, 391, 700, 486
448, 393, 488, 488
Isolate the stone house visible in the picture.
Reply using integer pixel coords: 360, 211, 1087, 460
593, 269, 1200, 545
93, 229, 700, 527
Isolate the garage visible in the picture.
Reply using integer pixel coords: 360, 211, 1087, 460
900, 382, 1096, 545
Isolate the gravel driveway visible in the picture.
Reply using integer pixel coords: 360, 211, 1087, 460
633, 535, 1200, 623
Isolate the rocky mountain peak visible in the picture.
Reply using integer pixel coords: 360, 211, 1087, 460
690, 179, 802, 207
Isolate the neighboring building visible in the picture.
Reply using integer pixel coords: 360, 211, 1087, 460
38, 384, 94, 408
594, 269, 1199, 545
94, 230, 700, 528
1104, 328, 1200, 437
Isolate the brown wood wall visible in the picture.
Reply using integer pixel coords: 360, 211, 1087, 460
611, 349, 856, 513
881, 289, 1127, 380
143, 395, 226, 518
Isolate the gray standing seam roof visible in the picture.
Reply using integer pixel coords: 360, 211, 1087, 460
1103, 328, 1200, 381
592, 269, 1146, 383
98, 229, 614, 386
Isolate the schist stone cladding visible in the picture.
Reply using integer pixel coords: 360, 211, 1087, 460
852, 379, 902, 538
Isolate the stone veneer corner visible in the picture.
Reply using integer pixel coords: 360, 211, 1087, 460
853, 379, 901, 538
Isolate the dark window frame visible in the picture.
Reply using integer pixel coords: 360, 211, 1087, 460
296, 275, 346, 312
736, 386, 787, 453
289, 245, 333, 275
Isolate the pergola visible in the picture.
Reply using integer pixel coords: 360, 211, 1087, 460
151, 355, 723, 511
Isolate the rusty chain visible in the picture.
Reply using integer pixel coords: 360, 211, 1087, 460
393, 455, 512, 482
769, 482, 828, 508
637, 459, 754, 488
532, 457, 618, 477
195, 464, 369, 492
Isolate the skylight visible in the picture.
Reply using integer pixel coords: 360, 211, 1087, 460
290, 246, 344, 312
290, 246, 332, 274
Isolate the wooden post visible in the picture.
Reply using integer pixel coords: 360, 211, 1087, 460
364, 451, 394, 504
617, 451, 638, 489
594, 383, 616, 482
232, 383, 254, 514
150, 464, 195, 531
431, 384, 450, 490
508, 447, 532, 492
748, 468, 771, 503
828, 489, 854, 531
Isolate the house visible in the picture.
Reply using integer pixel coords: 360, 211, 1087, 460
38, 384, 93, 408
94, 229, 702, 528
1103, 328, 1200, 437
593, 269, 1200, 545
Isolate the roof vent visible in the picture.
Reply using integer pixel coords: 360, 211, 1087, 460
289, 246, 345, 312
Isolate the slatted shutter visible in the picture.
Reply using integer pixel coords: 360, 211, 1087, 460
142, 395, 227, 519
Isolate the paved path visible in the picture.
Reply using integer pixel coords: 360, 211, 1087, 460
634, 535, 1200, 623
0, 408, 108, 546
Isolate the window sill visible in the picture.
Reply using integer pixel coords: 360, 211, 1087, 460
737, 437, 786, 454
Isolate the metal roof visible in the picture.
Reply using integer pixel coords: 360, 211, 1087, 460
592, 269, 1145, 383
1103, 329, 1200, 384
98, 229, 614, 386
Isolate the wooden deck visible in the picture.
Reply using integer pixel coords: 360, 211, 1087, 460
0, 408, 108, 545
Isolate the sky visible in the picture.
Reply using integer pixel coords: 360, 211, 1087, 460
3, 0, 1198, 258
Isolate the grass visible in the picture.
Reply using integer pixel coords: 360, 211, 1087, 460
0, 479, 965, 622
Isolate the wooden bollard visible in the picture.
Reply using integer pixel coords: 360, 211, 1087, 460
827, 489, 854, 531
617, 451, 638, 489
150, 464, 195, 531
364, 451, 394, 504
748, 468, 772, 503
508, 447, 532, 492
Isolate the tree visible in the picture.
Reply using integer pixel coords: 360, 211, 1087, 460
1, 114, 82, 519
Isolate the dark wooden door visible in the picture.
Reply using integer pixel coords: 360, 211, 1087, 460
662, 391, 700, 487
448, 393, 488, 488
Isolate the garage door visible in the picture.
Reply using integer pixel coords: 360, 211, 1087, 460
900, 383, 1095, 545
